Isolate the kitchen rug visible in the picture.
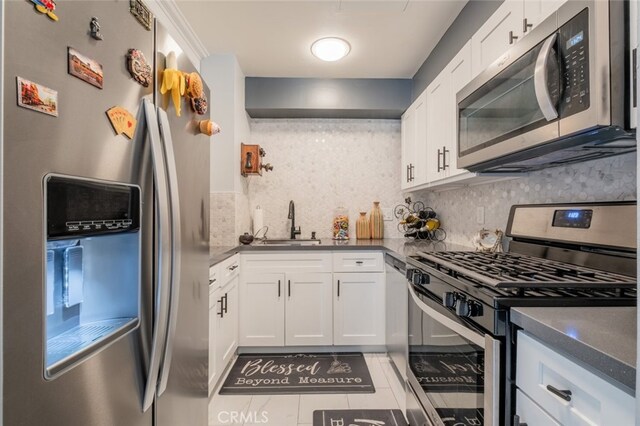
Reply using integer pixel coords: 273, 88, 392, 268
409, 347, 484, 393
436, 408, 484, 426
219, 353, 374, 395
313, 409, 408, 426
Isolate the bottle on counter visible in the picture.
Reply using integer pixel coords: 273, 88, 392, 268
333, 206, 349, 240
356, 212, 370, 239
370, 201, 384, 239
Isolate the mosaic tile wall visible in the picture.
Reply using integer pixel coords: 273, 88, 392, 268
246, 118, 405, 240
412, 152, 638, 247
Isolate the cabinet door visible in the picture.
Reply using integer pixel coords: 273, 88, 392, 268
523, 0, 566, 37
208, 287, 223, 392
412, 92, 428, 186
239, 272, 285, 346
425, 71, 450, 183
334, 273, 385, 345
285, 273, 333, 346
220, 276, 239, 366
445, 42, 472, 177
400, 108, 416, 190
471, 0, 523, 78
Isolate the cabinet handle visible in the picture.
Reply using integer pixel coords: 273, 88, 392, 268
337, 280, 341, 298
228, 264, 238, 271
523, 18, 533, 33
278, 279, 281, 298
509, 30, 518, 45
410, 164, 414, 181
406, 165, 410, 183
355, 260, 364, 265
437, 148, 442, 172
288, 280, 291, 298
217, 297, 224, 318
443, 146, 449, 170
546, 384, 572, 401
633, 48, 637, 108
223, 293, 228, 314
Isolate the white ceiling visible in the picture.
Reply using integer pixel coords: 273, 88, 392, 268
176, 0, 468, 78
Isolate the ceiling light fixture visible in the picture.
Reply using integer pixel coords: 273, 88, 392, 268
311, 37, 351, 62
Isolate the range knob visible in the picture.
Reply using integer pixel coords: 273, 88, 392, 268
442, 292, 459, 308
455, 300, 483, 318
412, 270, 430, 285
406, 269, 415, 281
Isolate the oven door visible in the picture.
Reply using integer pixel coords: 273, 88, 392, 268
407, 282, 500, 426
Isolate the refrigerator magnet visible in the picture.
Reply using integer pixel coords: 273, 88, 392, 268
106, 106, 137, 139
68, 47, 104, 89
29, 0, 58, 21
130, 0, 153, 31
126, 49, 152, 87
16, 77, 58, 117
190, 93, 208, 115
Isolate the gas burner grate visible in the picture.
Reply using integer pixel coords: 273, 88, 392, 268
415, 251, 636, 290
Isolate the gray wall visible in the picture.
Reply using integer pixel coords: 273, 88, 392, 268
411, 0, 504, 101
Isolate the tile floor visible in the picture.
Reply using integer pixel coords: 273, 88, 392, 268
208, 353, 406, 426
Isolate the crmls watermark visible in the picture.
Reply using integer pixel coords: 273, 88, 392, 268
217, 411, 269, 424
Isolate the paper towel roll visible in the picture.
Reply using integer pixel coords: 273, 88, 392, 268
253, 206, 264, 235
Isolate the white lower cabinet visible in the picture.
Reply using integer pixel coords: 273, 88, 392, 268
333, 273, 385, 345
208, 272, 239, 394
516, 331, 635, 425
239, 271, 333, 346
516, 389, 560, 425
239, 272, 285, 346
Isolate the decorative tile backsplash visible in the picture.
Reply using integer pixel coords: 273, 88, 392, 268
246, 118, 405, 240
412, 153, 637, 247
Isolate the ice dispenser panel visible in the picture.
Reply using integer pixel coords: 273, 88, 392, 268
44, 176, 141, 380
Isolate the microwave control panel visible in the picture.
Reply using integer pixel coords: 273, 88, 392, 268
558, 8, 590, 118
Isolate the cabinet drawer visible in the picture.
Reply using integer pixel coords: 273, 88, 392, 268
332, 252, 384, 272
241, 252, 332, 273
516, 331, 635, 425
209, 265, 220, 288
515, 389, 560, 425
219, 254, 240, 283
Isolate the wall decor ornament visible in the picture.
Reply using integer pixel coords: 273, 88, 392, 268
68, 47, 104, 89
16, 77, 58, 117
126, 49, 152, 87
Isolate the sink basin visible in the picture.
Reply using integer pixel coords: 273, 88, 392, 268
260, 239, 322, 246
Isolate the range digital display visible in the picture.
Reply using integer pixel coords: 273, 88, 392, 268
566, 31, 584, 49
552, 209, 593, 228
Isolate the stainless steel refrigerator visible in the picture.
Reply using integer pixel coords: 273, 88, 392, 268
1, 1, 209, 425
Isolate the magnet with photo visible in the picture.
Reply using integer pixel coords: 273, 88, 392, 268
16, 77, 58, 117
68, 47, 104, 89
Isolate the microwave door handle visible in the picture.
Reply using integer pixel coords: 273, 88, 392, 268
141, 99, 172, 412
534, 33, 559, 121
408, 281, 485, 347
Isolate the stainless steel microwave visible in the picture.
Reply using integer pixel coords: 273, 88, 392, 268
457, 0, 636, 173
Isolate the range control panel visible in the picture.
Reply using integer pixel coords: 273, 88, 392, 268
558, 8, 590, 118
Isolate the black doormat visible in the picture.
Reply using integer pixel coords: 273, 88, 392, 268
436, 408, 484, 426
409, 346, 484, 393
219, 353, 375, 395
313, 409, 408, 426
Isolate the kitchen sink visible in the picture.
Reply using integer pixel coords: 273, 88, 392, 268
260, 239, 322, 246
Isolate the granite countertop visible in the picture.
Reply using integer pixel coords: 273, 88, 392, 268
209, 238, 473, 266
511, 307, 636, 396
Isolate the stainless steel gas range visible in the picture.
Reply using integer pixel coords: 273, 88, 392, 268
404, 202, 636, 426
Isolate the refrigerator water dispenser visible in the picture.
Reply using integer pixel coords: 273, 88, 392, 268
44, 175, 141, 380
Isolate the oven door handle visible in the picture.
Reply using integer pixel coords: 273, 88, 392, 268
408, 282, 484, 347
534, 32, 559, 121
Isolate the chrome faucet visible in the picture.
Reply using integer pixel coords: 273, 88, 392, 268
288, 200, 301, 239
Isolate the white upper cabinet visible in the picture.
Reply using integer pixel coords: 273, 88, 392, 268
523, 0, 567, 35
426, 41, 473, 184
400, 91, 428, 190
471, 0, 523, 78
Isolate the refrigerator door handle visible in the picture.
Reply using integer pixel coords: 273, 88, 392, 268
141, 99, 173, 412
156, 107, 182, 397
